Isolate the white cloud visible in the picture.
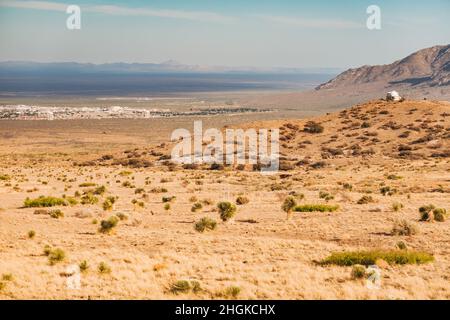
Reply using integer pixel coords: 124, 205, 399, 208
0, 0, 234, 23
256, 14, 361, 29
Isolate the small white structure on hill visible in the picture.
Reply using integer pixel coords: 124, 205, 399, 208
386, 91, 402, 102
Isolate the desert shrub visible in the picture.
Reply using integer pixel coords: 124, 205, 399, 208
224, 286, 241, 298
0, 174, 10, 181
80, 193, 99, 205
93, 185, 106, 195
319, 249, 433, 266
119, 170, 133, 176
135, 188, 145, 194
343, 183, 353, 191
48, 248, 66, 265
98, 262, 111, 274
79, 260, 89, 273
392, 219, 419, 236
33, 209, 48, 215
102, 199, 113, 211
396, 241, 408, 250
433, 208, 447, 222
294, 204, 339, 212
387, 174, 402, 180
66, 197, 78, 206
28, 230, 36, 239
116, 212, 128, 221
79, 182, 96, 187
43, 245, 52, 256
304, 121, 324, 134
170, 280, 191, 294
351, 265, 366, 279
236, 196, 249, 205
48, 209, 64, 219
2, 274, 13, 281
281, 196, 297, 218
151, 187, 168, 193
418, 205, 446, 222
99, 216, 119, 234
164, 203, 171, 211
217, 202, 237, 222
392, 202, 404, 212
0, 282, 5, 291
357, 195, 374, 204
194, 217, 217, 232
170, 280, 201, 294
189, 196, 198, 202
191, 202, 203, 212
319, 191, 334, 201
162, 196, 176, 203
380, 186, 396, 196
24, 196, 67, 208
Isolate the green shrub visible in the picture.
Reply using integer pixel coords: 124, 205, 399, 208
80, 193, 99, 205
392, 202, 404, 212
351, 265, 366, 279
164, 203, 171, 211
79, 182, 96, 187
170, 280, 201, 294
98, 262, 111, 274
99, 216, 119, 234
79, 260, 89, 273
194, 217, 217, 232
93, 185, 106, 195
319, 249, 434, 266
2, 273, 13, 281
48, 209, 64, 219
294, 204, 339, 212
433, 208, 447, 222
170, 280, 191, 294
392, 219, 418, 236
217, 202, 237, 222
224, 286, 241, 298
281, 196, 297, 213
48, 248, 66, 265
24, 196, 67, 208
319, 191, 334, 201
0, 174, 11, 181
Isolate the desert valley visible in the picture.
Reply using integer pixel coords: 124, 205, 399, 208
0, 44, 449, 300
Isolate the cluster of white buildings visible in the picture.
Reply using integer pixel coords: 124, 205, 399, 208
0, 105, 267, 120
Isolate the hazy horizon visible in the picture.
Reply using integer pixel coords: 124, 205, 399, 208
1, 0, 449, 69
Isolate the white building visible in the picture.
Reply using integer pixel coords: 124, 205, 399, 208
386, 91, 402, 101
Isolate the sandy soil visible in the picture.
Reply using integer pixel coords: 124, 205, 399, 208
0, 99, 449, 300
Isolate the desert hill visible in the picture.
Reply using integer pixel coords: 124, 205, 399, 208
316, 45, 450, 90
72, 99, 450, 172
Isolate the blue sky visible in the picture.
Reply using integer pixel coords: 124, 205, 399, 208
0, 0, 449, 68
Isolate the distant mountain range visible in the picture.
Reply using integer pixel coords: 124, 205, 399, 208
316, 44, 450, 90
0, 60, 341, 75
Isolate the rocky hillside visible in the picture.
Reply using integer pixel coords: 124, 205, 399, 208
77, 99, 450, 171
316, 45, 450, 90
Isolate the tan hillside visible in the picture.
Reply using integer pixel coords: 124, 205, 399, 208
316, 45, 450, 90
